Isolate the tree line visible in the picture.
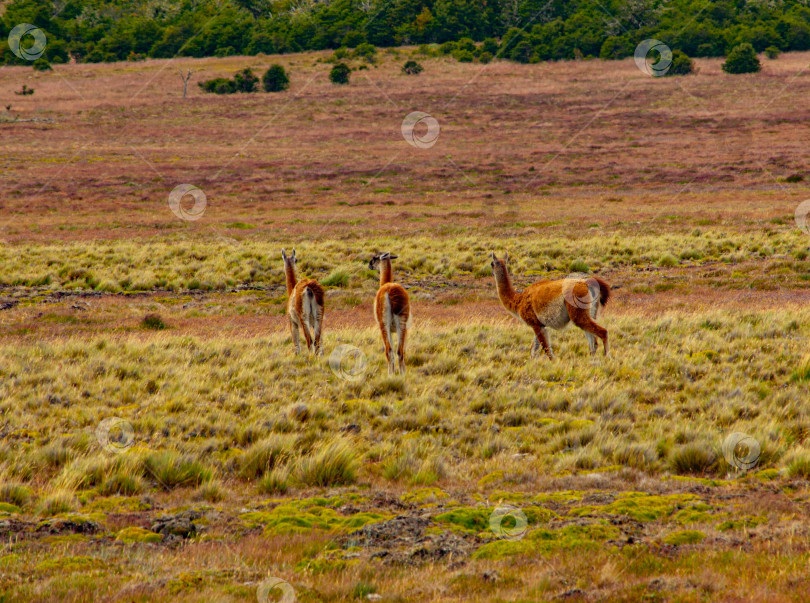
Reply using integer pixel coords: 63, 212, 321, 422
2, 0, 809, 66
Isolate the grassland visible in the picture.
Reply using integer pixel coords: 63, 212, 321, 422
0, 47, 809, 602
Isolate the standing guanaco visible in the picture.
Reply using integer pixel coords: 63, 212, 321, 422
282, 248, 325, 355
369, 252, 410, 374
490, 252, 610, 358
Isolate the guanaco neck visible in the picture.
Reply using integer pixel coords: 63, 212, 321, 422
284, 262, 297, 296
379, 259, 393, 286
494, 264, 520, 311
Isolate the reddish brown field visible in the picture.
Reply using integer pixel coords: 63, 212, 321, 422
1, 50, 809, 242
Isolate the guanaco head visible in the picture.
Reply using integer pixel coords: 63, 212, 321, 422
281, 248, 297, 268
490, 251, 509, 280
368, 252, 398, 271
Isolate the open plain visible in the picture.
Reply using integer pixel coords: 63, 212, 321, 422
1, 48, 810, 601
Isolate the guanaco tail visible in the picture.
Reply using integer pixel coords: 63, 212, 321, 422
490, 252, 611, 359
369, 252, 410, 374
282, 248, 325, 355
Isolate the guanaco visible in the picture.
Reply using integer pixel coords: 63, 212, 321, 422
282, 248, 325, 355
490, 252, 610, 358
369, 252, 410, 374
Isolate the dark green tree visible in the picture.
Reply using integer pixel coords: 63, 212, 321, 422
722, 43, 761, 74
262, 64, 290, 91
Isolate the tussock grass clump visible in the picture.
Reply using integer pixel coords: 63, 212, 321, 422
259, 465, 290, 494
100, 472, 145, 496
196, 479, 225, 502
791, 356, 810, 383
0, 482, 33, 508
669, 442, 717, 474
141, 313, 167, 330
369, 376, 406, 397
37, 490, 77, 516
322, 270, 351, 287
786, 453, 810, 479
143, 452, 212, 489
295, 439, 357, 487
238, 435, 295, 479
658, 253, 679, 267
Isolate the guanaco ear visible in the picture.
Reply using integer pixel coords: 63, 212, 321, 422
291, 248, 296, 261
380, 252, 390, 260
504, 251, 509, 264
281, 248, 287, 260
388, 254, 398, 260
490, 251, 496, 261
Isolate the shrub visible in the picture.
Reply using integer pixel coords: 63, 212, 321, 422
479, 52, 493, 64
456, 37, 476, 53
353, 42, 377, 60
416, 44, 437, 57
511, 40, 533, 63
262, 64, 289, 92
438, 41, 457, 55
454, 50, 474, 63
333, 47, 349, 60
666, 50, 693, 76
199, 77, 236, 94
722, 43, 761, 74
330, 63, 351, 84
233, 68, 259, 93
402, 60, 423, 75
481, 38, 499, 55
32, 58, 52, 71
141, 313, 166, 330
764, 46, 780, 59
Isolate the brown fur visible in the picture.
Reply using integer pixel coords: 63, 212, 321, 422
282, 249, 325, 355
370, 253, 410, 374
491, 252, 610, 359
